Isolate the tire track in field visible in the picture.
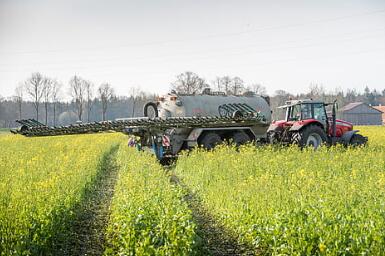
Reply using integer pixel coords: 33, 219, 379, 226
170, 173, 256, 256
61, 145, 119, 256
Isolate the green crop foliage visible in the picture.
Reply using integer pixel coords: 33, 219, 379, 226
175, 126, 385, 255
0, 134, 123, 255
104, 145, 196, 256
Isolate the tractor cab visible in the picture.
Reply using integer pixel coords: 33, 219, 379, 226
283, 99, 329, 131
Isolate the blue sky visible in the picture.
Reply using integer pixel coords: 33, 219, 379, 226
0, 0, 384, 98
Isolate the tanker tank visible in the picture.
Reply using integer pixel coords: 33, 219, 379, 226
156, 92, 272, 123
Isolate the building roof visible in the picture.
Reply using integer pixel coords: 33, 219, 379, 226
340, 102, 383, 113
373, 105, 385, 113
340, 102, 364, 112
373, 106, 385, 124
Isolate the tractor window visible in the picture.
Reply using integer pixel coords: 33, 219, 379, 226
313, 103, 327, 122
301, 104, 312, 120
288, 105, 301, 121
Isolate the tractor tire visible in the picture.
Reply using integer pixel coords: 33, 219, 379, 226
200, 132, 222, 150
349, 133, 367, 146
232, 131, 251, 146
292, 125, 327, 149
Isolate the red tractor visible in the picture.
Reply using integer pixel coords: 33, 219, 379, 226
267, 99, 367, 148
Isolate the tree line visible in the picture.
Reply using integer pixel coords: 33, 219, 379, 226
171, 71, 267, 95
0, 71, 384, 127
18, 72, 115, 124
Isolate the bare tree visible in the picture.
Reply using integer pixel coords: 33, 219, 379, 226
24, 72, 45, 121
308, 83, 325, 99
220, 76, 232, 95
129, 86, 141, 117
0, 95, 4, 126
14, 84, 24, 120
69, 75, 86, 121
230, 76, 244, 95
51, 80, 62, 126
211, 77, 222, 92
98, 83, 114, 121
42, 77, 53, 125
250, 83, 267, 95
171, 71, 207, 94
272, 90, 292, 120
84, 80, 94, 122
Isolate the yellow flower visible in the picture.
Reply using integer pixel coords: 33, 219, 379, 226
319, 243, 326, 253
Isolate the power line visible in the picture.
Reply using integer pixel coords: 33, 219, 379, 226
1, 8, 385, 56
1, 27, 384, 72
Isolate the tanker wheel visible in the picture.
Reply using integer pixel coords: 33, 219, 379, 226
143, 102, 158, 118
200, 132, 222, 150
349, 134, 367, 146
293, 125, 327, 149
232, 131, 251, 146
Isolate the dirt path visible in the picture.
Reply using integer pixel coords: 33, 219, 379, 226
170, 174, 256, 256
62, 146, 119, 256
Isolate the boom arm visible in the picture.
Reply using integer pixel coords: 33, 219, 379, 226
12, 114, 267, 137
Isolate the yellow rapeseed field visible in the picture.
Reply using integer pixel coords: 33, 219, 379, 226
1, 126, 384, 255
0, 133, 123, 255
175, 126, 385, 255
104, 144, 196, 255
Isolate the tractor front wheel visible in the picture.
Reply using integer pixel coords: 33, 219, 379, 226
349, 133, 367, 146
293, 125, 327, 149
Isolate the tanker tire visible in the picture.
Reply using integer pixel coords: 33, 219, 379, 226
349, 133, 367, 146
143, 102, 158, 118
232, 131, 250, 146
200, 132, 222, 150
292, 125, 327, 149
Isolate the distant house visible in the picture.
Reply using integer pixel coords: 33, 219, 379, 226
339, 102, 383, 125
373, 105, 385, 125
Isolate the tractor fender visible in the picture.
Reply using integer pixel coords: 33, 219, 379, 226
341, 130, 359, 145
289, 120, 324, 132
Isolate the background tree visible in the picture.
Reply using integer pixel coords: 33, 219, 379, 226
250, 83, 267, 95
271, 90, 293, 120
220, 76, 232, 95
129, 86, 141, 117
24, 72, 45, 121
171, 71, 207, 94
344, 88, 357, 105
84, 80, 94, 122
308, 83, 326, 99
211, 77, 222, 92
230, 76, 244, 95
69, 75, 86, 121
14, 84, 24, 120
0, 95, 4, 126
51, 80, 62, 126
98, 83, 114, 121
43, 77, 53, 125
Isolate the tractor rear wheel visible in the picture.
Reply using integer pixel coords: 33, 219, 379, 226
232, 131, 251, 146
200, 132, 222, 150
349, 133, 367, 146
293, 125, 327, 149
